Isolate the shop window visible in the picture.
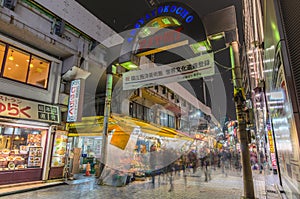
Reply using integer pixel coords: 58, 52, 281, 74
0, 43, 5, 73
3, 47, 29, 82
0, 42, 51, 89
0, 125, 47, 171
168, 115, 175, 128
27, 56, 50, 88
160, 112, 168, 126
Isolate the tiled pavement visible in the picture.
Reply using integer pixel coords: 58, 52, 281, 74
0, 169, 284, 199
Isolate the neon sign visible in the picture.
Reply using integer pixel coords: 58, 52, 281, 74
128, 4, 195, 42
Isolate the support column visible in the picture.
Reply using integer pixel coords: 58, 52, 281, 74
98, 65, 114, 185
230, 41, 255, 199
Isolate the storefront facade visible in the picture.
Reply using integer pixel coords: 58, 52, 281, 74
264, 0, 300, 197
0, 33, 62, 185
0, 94, 60, 185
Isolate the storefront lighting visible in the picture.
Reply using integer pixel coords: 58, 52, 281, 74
8, 50, 14, 61
208, 32, 225, 41
189, 40, 211, 54
120, 61, 138, 70
161, 17, 171, 25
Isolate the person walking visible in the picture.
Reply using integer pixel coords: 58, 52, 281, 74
204, 153, 211, 182
149, 144, 157, 184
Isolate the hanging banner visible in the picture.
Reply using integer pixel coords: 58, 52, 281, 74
268, 129, 277, 170
67, 79, 85, 122
123, 53, 214, 90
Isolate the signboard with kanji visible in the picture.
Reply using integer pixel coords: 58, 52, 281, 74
0, 93, 60, 124
123, 53, 214, 90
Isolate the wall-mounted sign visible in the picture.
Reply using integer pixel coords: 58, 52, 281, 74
0, 93, 60, 123
267, 129, 277, 170
123, 53, 214, 90
67, 79, 84, 122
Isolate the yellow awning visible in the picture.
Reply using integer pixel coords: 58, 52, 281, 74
66, 114, 193, 141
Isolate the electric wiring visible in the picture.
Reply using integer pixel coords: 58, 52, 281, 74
214, 61, 232, 71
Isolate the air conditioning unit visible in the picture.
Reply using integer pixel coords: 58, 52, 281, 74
2, 0, 17, 10
54, 18, 65, 37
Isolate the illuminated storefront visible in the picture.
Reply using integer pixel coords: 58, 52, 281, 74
0, 34, 62, 185
0, 94, 60, 185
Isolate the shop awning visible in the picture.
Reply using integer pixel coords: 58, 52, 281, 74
66, 114, 193, 141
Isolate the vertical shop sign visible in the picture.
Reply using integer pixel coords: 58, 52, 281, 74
67, 79, 84, 122
267, 129, 277, 170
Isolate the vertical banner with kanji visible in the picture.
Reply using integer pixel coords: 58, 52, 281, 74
267, 128, 277, 170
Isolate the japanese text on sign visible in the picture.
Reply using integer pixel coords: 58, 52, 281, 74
0, 94, 60, 123
123, 53, 215, 90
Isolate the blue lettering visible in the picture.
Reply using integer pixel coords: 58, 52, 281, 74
180, 9, 189, 18
158, 6, 164, 14
170, 5, 177, 13
138, 18, 145, 25
130, 29, 137, 36
145, 14, 151, 21
163, 5, 169, 13
176, 7, 183, 15
151, 9, 156, 17
186, 15, 194, 23
134, 23, 141, 29
127, 37, 133, 42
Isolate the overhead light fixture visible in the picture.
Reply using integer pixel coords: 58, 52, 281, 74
30, 63, 34, 68
189, 40, 212, 54
119, 54, 140, 71
8, 50, 14, 61
208, 32, 225, 41
120, 61, 138, 70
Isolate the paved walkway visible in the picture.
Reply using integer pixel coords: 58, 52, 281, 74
0, 169, 284, 199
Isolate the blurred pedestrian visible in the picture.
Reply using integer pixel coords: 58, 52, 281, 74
150, 144, 157, 184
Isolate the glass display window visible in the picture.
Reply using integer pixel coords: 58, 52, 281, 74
0, 125, 47, 171
0, 40, 51, 89
27, 56, 50, 88
3, 47, 30, 83
0, 42, 5, 73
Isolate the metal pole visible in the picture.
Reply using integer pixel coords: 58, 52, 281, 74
98, 65, 114, 185
230, 41, 255, 199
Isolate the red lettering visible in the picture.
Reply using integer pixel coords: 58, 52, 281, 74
19, 106, 31, 118
139, 39, 147, 50
148, 37, 153, 48
0, 102, 6, 113
154, 34, 163, 46
8, 103, 19, 116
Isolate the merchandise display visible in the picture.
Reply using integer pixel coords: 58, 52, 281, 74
51, 131, 67, 167
28, 147, 42, 168
0, 148, 27, 171
0, 125, 46, 171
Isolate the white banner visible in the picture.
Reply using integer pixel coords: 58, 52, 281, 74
0, 94, 60, 123
123, 53, 214, 90
67, 79, 81, 122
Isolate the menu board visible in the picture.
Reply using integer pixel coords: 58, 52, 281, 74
51, 131, 67, 167
27, 134, 42, 146
28, 147, 43, 168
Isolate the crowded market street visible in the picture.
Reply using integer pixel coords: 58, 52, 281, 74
0, 168, 282, 199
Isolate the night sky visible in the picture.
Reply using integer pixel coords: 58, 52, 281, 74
76, 0, 242, 122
